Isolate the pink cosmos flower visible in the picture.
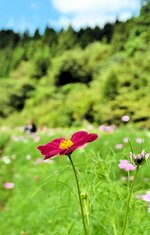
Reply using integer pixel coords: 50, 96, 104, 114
118, 160, 136, 171
4, 182, 14, 189
141, 190, 150, 213
98, 125, 106, 132
86, 124, 94, 130
121, 115, 130, 122
98, 124, 115, 133
142, 190, 150, 202
115, 144, 124, 150
33, 135, 40, 143
123, 137, 129, 143
136, 138, 144, 144
37, 131, 98, 160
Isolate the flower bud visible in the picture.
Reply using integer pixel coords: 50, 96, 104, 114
130, 151, 149, 167
80, 192, 87, 200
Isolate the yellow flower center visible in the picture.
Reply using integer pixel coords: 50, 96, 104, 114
59, 139, 73, 150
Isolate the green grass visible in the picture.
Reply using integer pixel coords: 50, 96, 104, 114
0, 126, 150, 235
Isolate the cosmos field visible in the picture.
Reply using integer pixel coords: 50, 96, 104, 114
0, 124, 150, 235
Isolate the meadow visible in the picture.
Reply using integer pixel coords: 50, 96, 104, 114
0, 124, 150, 235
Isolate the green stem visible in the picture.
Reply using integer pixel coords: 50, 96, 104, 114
121, 168, 139, 235
68, 155, 88, 235
82, 199, 91, 235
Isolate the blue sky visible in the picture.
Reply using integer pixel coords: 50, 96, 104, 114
0, 0, 141, 33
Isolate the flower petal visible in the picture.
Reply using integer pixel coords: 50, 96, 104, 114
44, 150, 62, 160
118, 159, 136, 171
60, 147, 75, 155
71, 131, 98, 148
59, 132, 98, 155
37, 137, 65, 159
86, 133, 98, 143
71, 131, 89, 143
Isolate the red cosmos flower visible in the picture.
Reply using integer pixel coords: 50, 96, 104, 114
37, 131, 98, 160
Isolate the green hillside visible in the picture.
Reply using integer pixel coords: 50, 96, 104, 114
0, 1, 150, 128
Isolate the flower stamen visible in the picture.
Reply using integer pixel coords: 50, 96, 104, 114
59, 139, 73, 150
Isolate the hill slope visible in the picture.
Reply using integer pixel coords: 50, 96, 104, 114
0, 1, 150, 128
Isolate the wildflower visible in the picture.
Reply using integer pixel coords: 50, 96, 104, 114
118, 160, 136, 171
105, 125, 115, 133
143, 177, 149, 182
98, 125, 106, 132
136, 138, 144, 144
37, 131, 98, 160
4, 182, 14, 189
121, 115, 130, 122
115, 144, 123, 150
86, 124, 94, 130
33, 135, 40, 143
142, 190, 150, 202
141, 190, 150, 213
1, 156, 11, 164
120, 176, 128, 181
48, 130, 55, 136
130, 150, 149, 167
123, 137, 129, 143
34, 158, 43, 164
26, 154, 31, 160
98, 124, 115, 133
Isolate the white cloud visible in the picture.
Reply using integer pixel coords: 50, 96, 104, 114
52, 0, 139, 13
51, 13, 117, 30
119, 11, 133, 21
51, 0, 140, 28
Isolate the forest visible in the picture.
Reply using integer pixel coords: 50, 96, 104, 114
0, 1, 150, 128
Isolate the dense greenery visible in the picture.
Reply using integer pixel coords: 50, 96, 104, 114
0, 1, 150, 128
